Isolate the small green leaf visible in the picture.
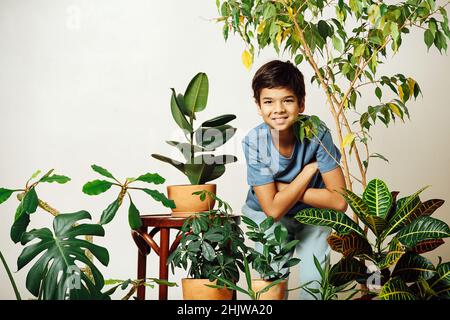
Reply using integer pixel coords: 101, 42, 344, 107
184, 73, 209, 113
141, 189, 176, 209
136, 173, 165, 185
332, 35, 344, 53
40, 174, 71, 184
0, 188, 15, 205
82, 180, 113, 196
201, 242, 216, 261
23, 188, 38, 214
424, 29, 434, 49
375, 87, 382, 100
128, 199, 142, 230
294, 54, 304, 65
99, 198, 121, 225
91, 165, 116, 180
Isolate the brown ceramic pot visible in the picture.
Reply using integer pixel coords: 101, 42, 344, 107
251, 279, 288, 300
167, 184, 216, 217
181, 278, 233, 300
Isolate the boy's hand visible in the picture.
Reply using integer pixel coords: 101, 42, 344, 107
304, 161, 318, 174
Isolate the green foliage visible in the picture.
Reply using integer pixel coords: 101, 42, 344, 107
82, 165, 175, 229
295, 178, 450, 299
242, 215, 300, 280
17, 211, 109, 300
151, 72, 237, 185
167, 193, 247, 285
300, 255, 362, 300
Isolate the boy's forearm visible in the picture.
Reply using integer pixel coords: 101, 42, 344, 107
300, 188, 347, 212
268, 165, 317, 220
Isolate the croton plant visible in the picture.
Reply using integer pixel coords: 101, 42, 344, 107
295, 178, 450, 300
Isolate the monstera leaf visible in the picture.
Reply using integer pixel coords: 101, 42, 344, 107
17, 211, 109, 300
295, 209, 365, 237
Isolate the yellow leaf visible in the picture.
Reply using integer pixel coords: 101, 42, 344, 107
276, 31, 282, 47
398, 85, 404, 102
241, 50, 253, 71
342, 133, 356, 148
287, 7, 293, 18
239, 15, 244, 25
407, 78, 415, 98
388, 103, 402, 119
257, 20, 266, 35
343, 98, 349, 109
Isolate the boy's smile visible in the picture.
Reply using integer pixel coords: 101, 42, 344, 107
257, 87, 304, 132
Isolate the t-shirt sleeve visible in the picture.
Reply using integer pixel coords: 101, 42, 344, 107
315, 129, 341, 174
242, 137, 274, 186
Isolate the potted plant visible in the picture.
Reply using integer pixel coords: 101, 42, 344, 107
240, 215, 301, 300
167, 191, 247, 299
151, 72, 238, 216
295, 178, 450, 299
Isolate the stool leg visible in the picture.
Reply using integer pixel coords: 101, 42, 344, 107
159, 228, 170, 300
137, 227, 147, 300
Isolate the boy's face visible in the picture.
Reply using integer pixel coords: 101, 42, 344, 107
257, 87, 304, 132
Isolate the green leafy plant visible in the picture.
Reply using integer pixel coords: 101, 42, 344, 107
104, 278, 177, 300
167, 191, 246, 285
17, 210, 109, 300
151, 72, 238, 185
299, 255, 362, 300
82, 164, 175, 229
379, 257, 450, 300
0, 169, 70, 243
295, 178, 450, 299
209, 255, 287, 300
214, 0, 449, 222
1, 168, 175, 300
242, 215, 301, 281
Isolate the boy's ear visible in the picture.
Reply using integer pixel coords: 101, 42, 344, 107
299, 98, 305, 113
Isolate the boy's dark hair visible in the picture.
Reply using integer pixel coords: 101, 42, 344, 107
252, 60, 305, 105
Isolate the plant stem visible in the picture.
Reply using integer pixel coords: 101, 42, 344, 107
0, 249, 22, 300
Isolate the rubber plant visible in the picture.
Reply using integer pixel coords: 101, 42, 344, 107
295, 178, 450, 300
82, 164, 175, 229
151, 72, 238, 185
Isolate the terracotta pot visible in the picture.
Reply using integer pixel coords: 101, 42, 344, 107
251, 279, 288, 300
182, 278, 233, 300
167, 184, 216, 217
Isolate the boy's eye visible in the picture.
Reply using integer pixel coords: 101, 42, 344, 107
284, 99, 294, 103
263, 100, 272, 104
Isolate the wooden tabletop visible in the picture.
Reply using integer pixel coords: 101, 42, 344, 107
139, 213, 241, 227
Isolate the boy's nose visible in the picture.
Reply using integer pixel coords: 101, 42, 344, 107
274, 102, 286, 113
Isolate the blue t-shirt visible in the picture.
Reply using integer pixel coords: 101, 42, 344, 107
242, 120, 341, 216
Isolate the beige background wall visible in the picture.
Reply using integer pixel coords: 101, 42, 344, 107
0, 0, 449, 300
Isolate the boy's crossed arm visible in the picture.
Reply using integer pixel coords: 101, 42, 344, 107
254, 164, 347, 221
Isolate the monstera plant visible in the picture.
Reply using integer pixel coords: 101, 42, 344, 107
295, 178, 450, 300
17, 211, 109, 299
151, 72, 238, 215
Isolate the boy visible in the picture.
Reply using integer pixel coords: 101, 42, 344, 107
242, 60, 348, 300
